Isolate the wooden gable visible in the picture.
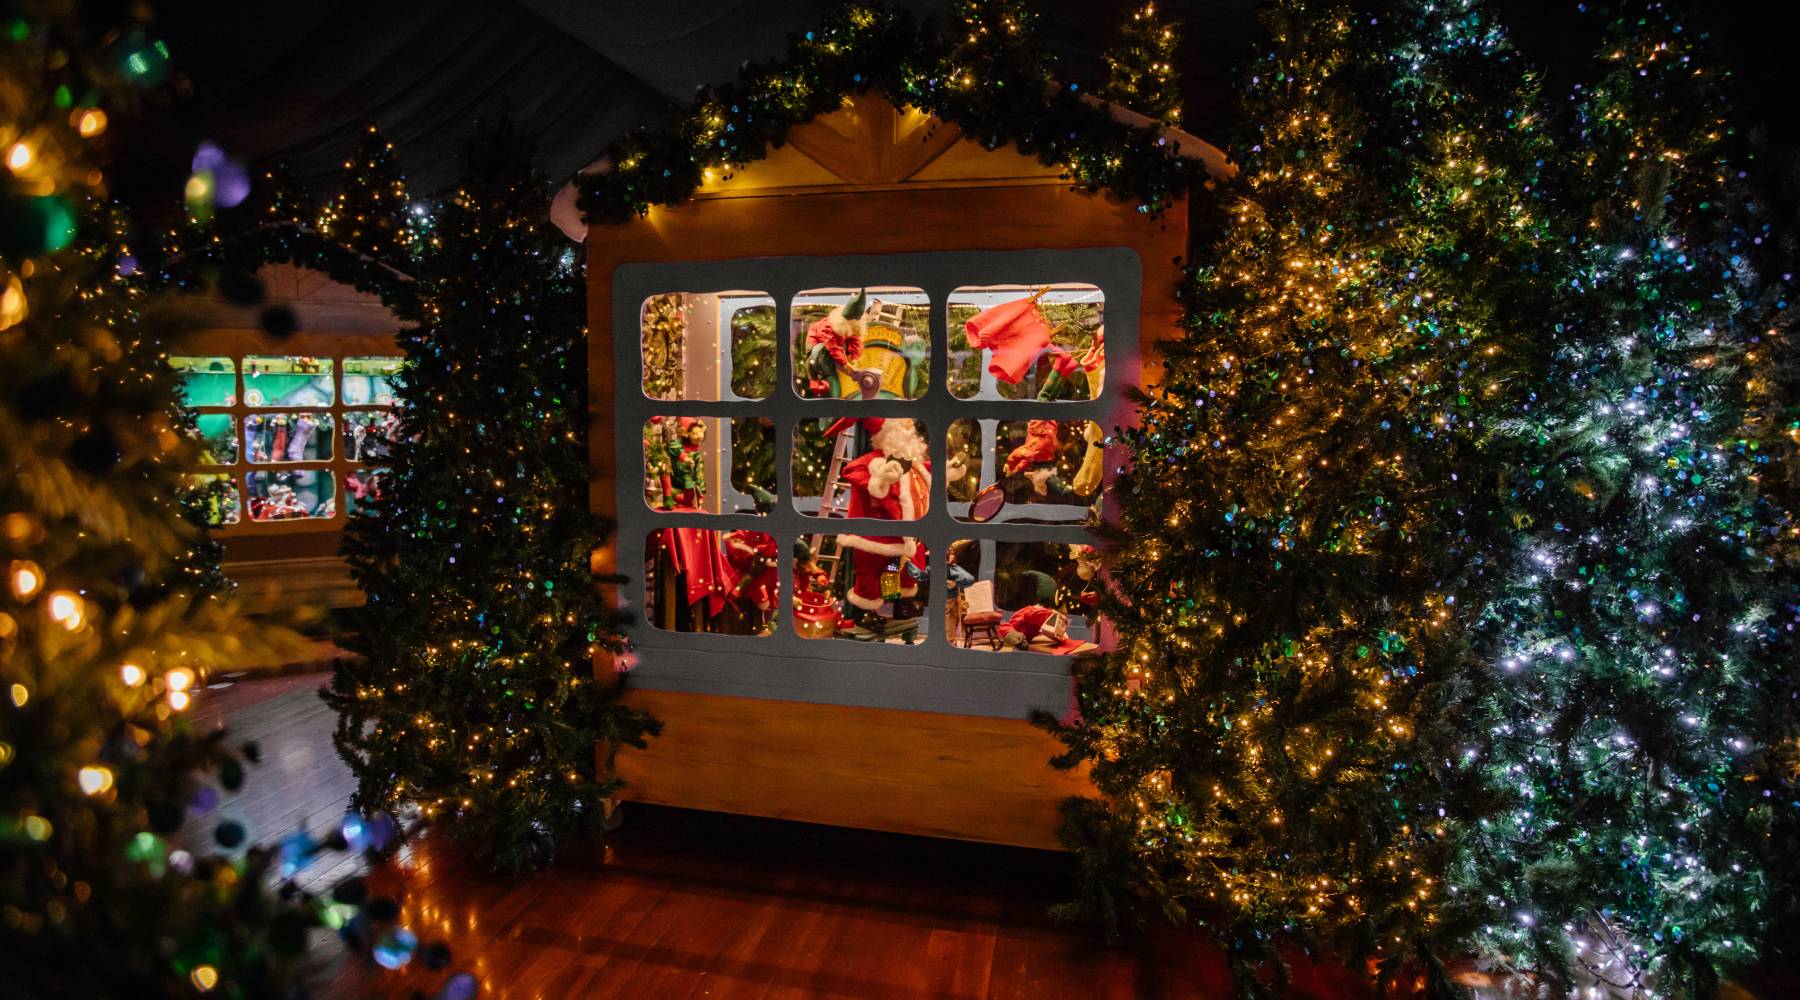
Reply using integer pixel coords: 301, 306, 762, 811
689, 92, 1067, 198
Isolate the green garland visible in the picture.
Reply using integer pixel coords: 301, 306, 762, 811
155, 221, 422, 322
577, 1, 1205, 224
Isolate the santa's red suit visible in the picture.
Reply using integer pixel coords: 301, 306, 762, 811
835, 419, 930, 615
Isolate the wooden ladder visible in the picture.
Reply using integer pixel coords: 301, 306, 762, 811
809, 424, 863, 579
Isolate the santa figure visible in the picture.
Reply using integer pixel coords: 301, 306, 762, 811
831, 417, 931, 629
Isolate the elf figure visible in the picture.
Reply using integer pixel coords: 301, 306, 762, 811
724, 530, 780, 632
793, 539, 830, 596
350, 419, 368, 461
663, 417, 707, 509
804, 288, 874, 398
1005, 419, 1075, 499
832, 417, 931, 632
998, 604, 1068, 649
1035, 326, 1105, 401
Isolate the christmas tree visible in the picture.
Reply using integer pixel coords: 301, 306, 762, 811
1048, 0, 1799, 993
1454, 5, 1798, 993
329, 121, 658, 875
1040, 0, 1573, 987
317, 124, 414, 267
1, 8, 328, 996
1099, 3, 1183, 126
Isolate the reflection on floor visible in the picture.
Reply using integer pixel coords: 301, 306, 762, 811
190, 674, 1394, 1000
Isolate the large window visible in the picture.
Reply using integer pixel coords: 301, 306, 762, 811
613, 249, 1141, 716
172, 351, 403, 531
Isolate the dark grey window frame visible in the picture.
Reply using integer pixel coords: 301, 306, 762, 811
612, 247, 1141, 719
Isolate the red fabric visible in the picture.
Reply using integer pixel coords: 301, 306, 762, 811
964, 298, 1053, 384
1005, 419, 1061, 474
659, 528, 733, 617
807, 316, 862, 370
724, 530, 780, 611
998, 604, 1058, 643
1048, 345, 1082, 380
961, 610, 1002, 625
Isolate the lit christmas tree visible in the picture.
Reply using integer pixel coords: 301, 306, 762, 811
1099, 3, 1183, 126
1048, 0, 1799, 993
2, 8, 327, 996
318, 124, 414, 267
1454, 5, 1799, 993
328, 121, 658, 874
1041, 2, 1557, 985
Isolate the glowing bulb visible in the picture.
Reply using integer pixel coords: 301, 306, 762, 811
7, 142, 32, 170
9, 560, 42, 599
165, 667, 195, 693
190, 965, 219, 991
78, 766, 114, 795
168, 690, 191, 712
76, 109, 108, 137
47, 590, 83, 629
120, 663, 145, 687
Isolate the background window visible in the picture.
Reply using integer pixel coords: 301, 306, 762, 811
640, 291, 775, 401
169, 355, 236, 407
642, 415, 774, 516
947, 284, 1104, 401
189, 413, 238, 465
643, 528, 779, 636
243, 355, 334, 408
945, 540, 1100, 655
245, 469, 335, 521
792, 287, 930, 400
342, 356, 403, 406
244, 413, 333, 464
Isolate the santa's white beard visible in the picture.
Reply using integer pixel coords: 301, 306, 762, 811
871, 419, 927, 464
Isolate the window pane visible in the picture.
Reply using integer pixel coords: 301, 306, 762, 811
189, 413, 238, 465
947, 284, 1105, 400
342, 410, 404, 463
342, 356, 403, 407
791, 417, 930, 521
640, 291, 775, 401
243, 355, 334, 407
793, 534, 930, 645
184, 473, 240, 526
641, 416, 773, 515
948, 418, 1105, 524
792, 287, 930, 400
245, 469, 335, 521
344, 468, 388, 516
168, 355, 235, 407
644, 528, 778, 636
727, 300, 777, 400
243, 413, 333, 464
945, 540, 1100, 654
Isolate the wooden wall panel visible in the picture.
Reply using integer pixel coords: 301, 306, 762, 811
612, 689, 1092, 850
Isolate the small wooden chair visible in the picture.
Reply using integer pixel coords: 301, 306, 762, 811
960, 580, 1002, 649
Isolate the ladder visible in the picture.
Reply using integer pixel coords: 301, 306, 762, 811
808, 424, 863, 580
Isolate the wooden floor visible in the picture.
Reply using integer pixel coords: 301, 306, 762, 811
186, 675, 1390, 1000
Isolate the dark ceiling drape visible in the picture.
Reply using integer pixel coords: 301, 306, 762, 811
130, 0, 1259, 197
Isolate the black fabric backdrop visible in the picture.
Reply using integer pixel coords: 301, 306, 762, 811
115, 2, 1792, 230
122, 1, 1258, 198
